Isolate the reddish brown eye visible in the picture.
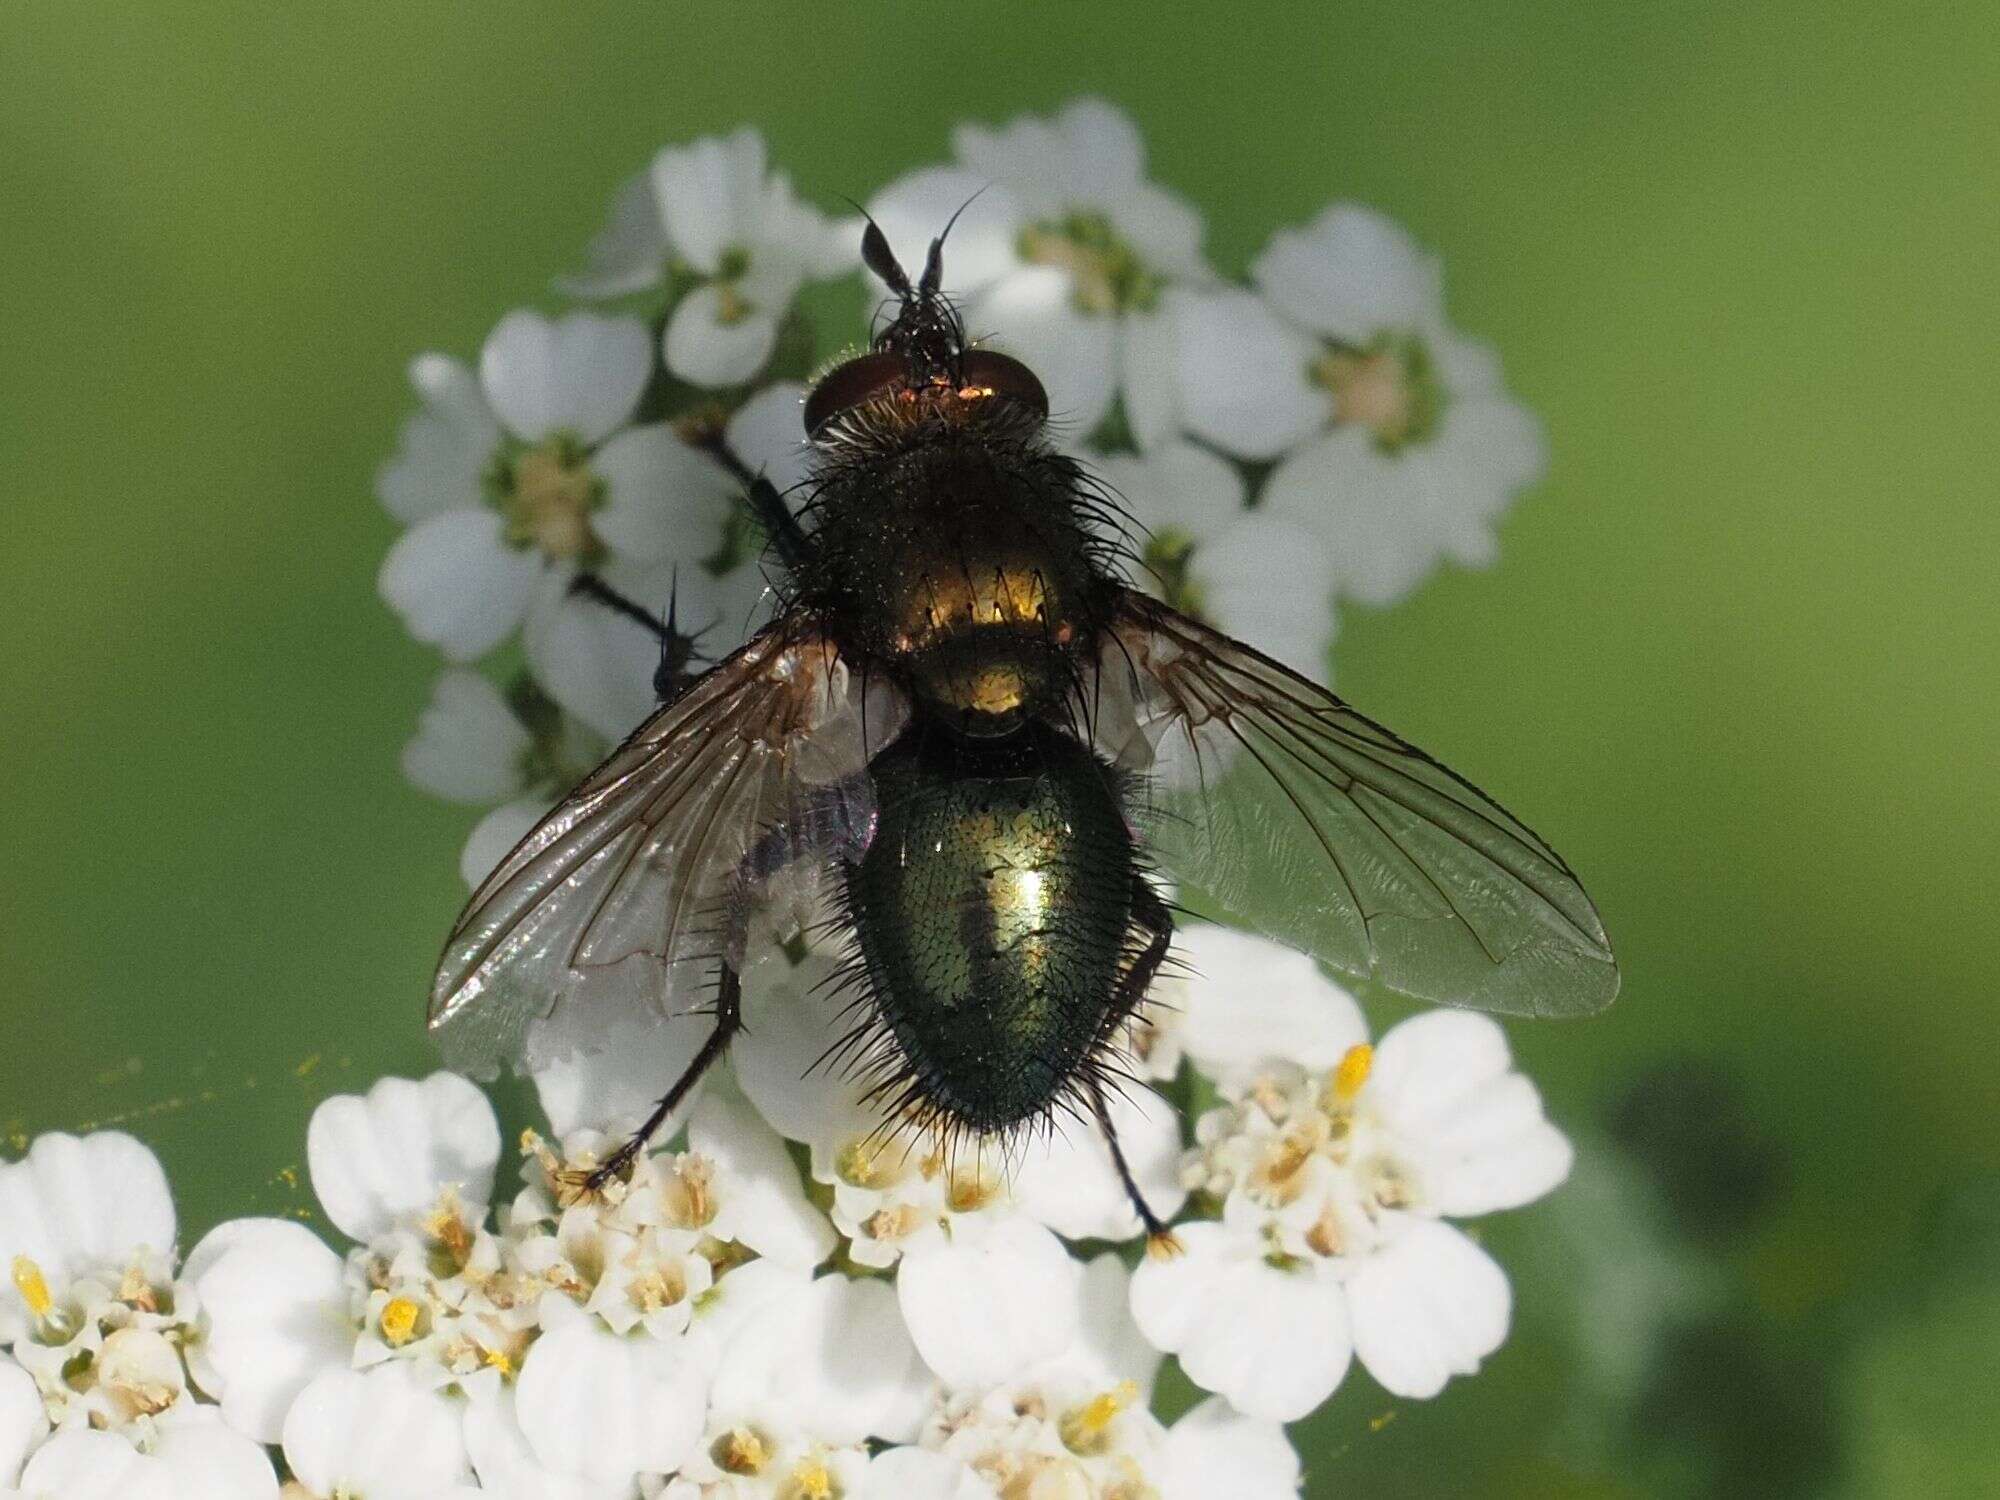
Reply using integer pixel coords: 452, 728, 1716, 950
958, 350, 1048, 420
803, 352, 905, 437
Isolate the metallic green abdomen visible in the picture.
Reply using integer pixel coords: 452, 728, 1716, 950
846, 725, 1136, 1132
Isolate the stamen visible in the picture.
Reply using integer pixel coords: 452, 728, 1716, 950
714, 1425, 769, 1475
379, 1296, 421, 1346
1333, 1043, 1374, 1105
1061, 1380, 1139, 1454
10, 1257, 51, 1318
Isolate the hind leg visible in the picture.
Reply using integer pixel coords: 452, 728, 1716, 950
1089, 877, 1181, 1249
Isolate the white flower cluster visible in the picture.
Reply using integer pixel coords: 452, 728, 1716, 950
0, 920, 1571, 1495
380, 98, 1545, 882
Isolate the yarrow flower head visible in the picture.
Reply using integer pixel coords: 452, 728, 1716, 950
0, 90, 1584, 1494
1177, 204, 1547, 607
1129, 926, 1574, 1420
0, 1132, 279, 1494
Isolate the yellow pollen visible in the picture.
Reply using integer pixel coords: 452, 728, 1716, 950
1333, 1043, 1374, 1105
945, 1168, 1000, 1214
1061, 1380, 1138, 1454
716, 1425, 769, 1475
379, 1297, 421, 1346
789, 1459, 835, 1500
480, 1343, 514, 1376
10, 1257, 51, 1318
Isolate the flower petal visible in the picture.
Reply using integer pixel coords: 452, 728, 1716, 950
378, 506, 541, 662
1037, 1252, 1162, 1397
184, 1218, 348, 1445
377, 355, 502, 524
897, 1217, 1081, 1389
1094, 439, 1244, 549
480, 310, 651, 445
1129, 1221, 1350, 1422
23, 1420, 278, 1500
1368, 1010, 1572, 1216
651, 128, 766, 275
1159, 1397, 1301, 1500
0, 1132, 175, 1297
513, 1313, 704, 1483
402, 671, 531, 804
1154, 924, 1369, 1089
282, 1365, 468, 1499
555, 170, 669, 299
461, 796, 550, 888
1261, 430, 1446, 608
0, 1357, 47, 1484
1195, 513, 1337, 681
1252, 203, 1444, 341
686, 1084, 838, 1271
856, 1447, 984, 1500
730, 944, 878, 1149
712, 1274, 929, 1447
592, 424, 737, 567
521, 562, 694, 741
531, 1007, 713, 1142
1118, 303, 1185, 450
663, 286, 783, 389
1346, 1216, 1511, 1398
462, 1387, 629, 1500
1170, 287, 1324, 460
306, 1072, 500, 1242
725, 381, 813, 498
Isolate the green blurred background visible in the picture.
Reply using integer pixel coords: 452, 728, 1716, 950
4, 2, 1996, 1494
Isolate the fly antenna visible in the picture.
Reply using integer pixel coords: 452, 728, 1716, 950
920, 184, 989, 296
845, 197, 913, 298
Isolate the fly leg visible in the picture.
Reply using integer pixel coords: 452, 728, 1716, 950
578, 958, 744, 1194
569, 568, 713, 700
1089, 877, 1182, 1252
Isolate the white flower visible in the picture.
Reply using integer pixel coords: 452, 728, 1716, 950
377, 311, 738, 661
0, 1132, 238, 1452
728, 936, 1182, 1390
1179, 204, 1545, 607
281, 1364, 470, 1499
402, 670, 582, 886
185, 1074, 505, 1446
1129, 936, 1572, 1418
869, 98, 1208, 445
664, 1275, 928, 1499
863, 1257, 1299, 1500
0, 1132, 176, 1347
1095, 440, 1337, 678
561, 130, 852, 388
15, 1413, 277, 1500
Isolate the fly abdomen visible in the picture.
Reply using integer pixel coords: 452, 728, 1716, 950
843, 721, 1136, 1133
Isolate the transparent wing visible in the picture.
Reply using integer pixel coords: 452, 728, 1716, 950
1093, 589, 1617, 1017
429, 616, 907, 1076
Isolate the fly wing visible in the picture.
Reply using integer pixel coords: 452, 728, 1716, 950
1092, 589, 1617, 1018
429, 616, 906, 1077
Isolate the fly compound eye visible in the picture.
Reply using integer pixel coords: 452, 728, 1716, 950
957, 350, 1048, 421
803, 351, 906, 437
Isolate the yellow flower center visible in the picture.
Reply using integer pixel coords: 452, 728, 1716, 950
1309, 333, 1442, 452
495, 436, 604, 563
379, 1296, 423, 1345
781, 1457, 838, 1500
714, 1425, 770, 1475
1018, 212, 1162, 315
